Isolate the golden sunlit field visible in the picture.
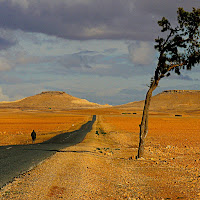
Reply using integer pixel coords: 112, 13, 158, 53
1, 107, 200, 199
101, 114, 200, 147
0, 110, 90, 146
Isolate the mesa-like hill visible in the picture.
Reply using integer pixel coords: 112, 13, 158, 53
0, 91, 111, 110
116, 90, 200, 113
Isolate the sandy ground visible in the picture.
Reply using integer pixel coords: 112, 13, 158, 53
0, 114, 200, 199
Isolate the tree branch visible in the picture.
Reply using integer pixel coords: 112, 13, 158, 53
158, 62, 185, 80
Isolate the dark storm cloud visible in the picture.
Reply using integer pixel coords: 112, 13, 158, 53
0, 37, 16, 50
0, 0, 198, 41
136, 0, 199, 18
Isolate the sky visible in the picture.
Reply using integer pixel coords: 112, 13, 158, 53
0, 0, 199, 105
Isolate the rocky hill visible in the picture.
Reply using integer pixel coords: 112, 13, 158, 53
0, 91, 110, 110
116, 90, 200, 113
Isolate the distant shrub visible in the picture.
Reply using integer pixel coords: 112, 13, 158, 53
95, 131, 99, 135
175, 115, 182, 117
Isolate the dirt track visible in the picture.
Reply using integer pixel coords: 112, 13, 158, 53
1, 115, 200, 199
0, 116, 95, 189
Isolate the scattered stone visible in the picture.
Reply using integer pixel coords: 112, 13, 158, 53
136, 157, 145, 160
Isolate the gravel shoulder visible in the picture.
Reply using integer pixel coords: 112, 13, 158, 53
0, 116, 200, 199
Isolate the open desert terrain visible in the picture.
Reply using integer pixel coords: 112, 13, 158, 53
0, 90, 200, 199
0, 111, 90, 146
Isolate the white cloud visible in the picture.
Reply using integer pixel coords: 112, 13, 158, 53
15, 54, 47, 65
128, 41, 155, 65
14, 31, 129, 56
0, 54, 42, 71
0, 57, 12, 71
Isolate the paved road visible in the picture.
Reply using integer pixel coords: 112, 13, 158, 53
0, 115, 96, 188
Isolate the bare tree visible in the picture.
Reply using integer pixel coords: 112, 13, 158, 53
137, 8, 200, 159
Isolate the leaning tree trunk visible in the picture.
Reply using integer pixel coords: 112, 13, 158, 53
136, 81, 158, 159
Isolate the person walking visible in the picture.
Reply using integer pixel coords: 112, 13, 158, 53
31, 130, 36, 143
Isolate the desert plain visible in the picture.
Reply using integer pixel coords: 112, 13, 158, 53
0, 90, 200, 199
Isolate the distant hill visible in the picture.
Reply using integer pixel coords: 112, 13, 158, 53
115, 90, 200, 113
0, 91, 111, 110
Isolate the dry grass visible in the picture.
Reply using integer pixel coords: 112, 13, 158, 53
101, 114, 200, 147
1, 109, 200, 199
0, 110, 90, 146
1, 112, 200, 199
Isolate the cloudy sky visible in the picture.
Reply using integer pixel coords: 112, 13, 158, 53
0, 0, 199, 105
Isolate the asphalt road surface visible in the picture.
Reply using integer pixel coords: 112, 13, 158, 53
0, 115, 96, 189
